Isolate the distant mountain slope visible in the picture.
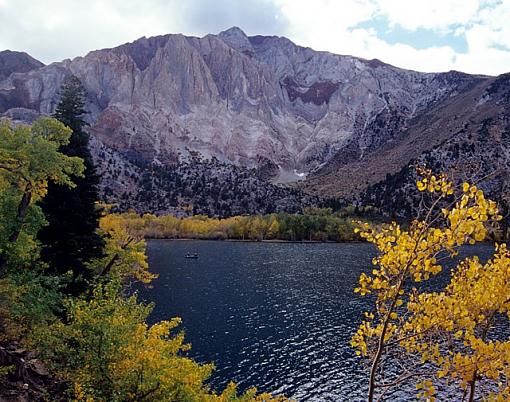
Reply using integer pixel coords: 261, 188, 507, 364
0, 27, 507, 215
91, 137, 327, 216
359, 73, 510, 219
303, 72, 505, 198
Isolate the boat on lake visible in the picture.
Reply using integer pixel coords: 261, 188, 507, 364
185, 253, 199, 259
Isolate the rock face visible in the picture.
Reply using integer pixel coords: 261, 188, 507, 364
0, 28, 486, 171
0, 344, 66, 401
0, 27, 508, 214
304, 72, 506, 196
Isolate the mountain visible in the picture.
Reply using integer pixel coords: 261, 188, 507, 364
0, 27, 508, 216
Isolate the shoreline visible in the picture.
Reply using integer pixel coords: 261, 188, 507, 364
145, 237, 365, 243
145, 238, 501, 245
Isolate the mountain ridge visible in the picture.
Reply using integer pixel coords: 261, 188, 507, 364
0, 27, 508, 215
0, 49, 44, 81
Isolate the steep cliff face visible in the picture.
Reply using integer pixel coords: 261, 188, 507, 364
0, 28, 486, 173
0, 27, 506, 215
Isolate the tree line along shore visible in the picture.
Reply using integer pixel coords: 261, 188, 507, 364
109, 204, 509, 243
108, 207, 384, 242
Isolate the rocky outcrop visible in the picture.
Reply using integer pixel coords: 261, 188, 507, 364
0, 345, 65, 402
97, 151, 329, 216
305, 72, 507, 199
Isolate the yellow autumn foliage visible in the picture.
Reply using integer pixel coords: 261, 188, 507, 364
402, 243, 510, 400
351, 168, 505, 401
103, 207, 366, 243
90, 213, 156, 283
33, 281, 287, 402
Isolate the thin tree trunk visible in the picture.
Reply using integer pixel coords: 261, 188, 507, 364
9, 186, 32, 244
368, 308, 391, 401
98, 254, 119, 278
468, 372, 477, 402
0, 184, 32, 273
97, 238, 133, 278
367, 276, 406, 402
467, 318, 493, 402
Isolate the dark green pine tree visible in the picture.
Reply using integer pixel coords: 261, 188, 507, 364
38, 75, 104, 293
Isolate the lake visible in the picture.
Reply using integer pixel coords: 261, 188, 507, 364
137, 240, 496, 401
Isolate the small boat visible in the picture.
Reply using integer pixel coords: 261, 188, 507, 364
185, 253, 199, 259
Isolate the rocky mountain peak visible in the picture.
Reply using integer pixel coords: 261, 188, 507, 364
0, 50, 44, 81
219, 26, 253, 55
219, 26, 248, 39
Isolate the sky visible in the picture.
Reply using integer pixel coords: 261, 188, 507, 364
0, 0, 509, 75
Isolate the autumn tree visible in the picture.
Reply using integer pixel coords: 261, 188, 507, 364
402, 243, 510, 400
248, 216, 268, 240
32, 264, 286, 402
38, 75, 104, 292
267, 216, 280, 239
92, 213, 156, 284
351, 168, 504, 401
0, 117, 84, 273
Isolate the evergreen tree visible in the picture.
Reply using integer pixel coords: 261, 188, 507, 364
38, 76, 104, 292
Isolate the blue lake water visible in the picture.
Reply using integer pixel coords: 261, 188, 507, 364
137, 240, 496, 401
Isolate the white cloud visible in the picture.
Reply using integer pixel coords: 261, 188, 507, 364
454, 46, 510, 75
275, 0, 510, 74
0, 0, 183, 63
276, 0, 376, 31
374, 0, 483, 32
272, 0, 377, 58
350, 28, 459, 72
474, 0, 510, 48
272, 0, 459, 72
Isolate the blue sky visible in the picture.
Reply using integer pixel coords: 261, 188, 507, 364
356, 18, 469, 53
0, 0, 509, 75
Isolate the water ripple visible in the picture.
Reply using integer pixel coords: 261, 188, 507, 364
137, 241, 495, 401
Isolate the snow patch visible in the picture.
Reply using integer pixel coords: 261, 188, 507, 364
293, 169, 307, 178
